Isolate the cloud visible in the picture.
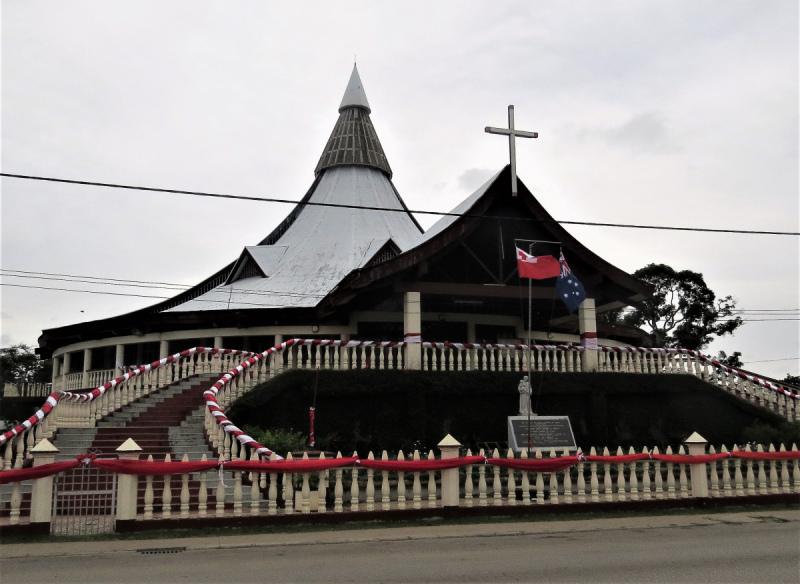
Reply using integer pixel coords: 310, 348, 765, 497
579, 112, 678, 155
457, 168, 496, 192
1, 312, 11, 319
1, 334, 13, 347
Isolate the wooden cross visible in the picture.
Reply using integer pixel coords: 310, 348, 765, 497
485, 105, 538, 197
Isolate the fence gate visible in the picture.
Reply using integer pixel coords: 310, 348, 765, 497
51, 462, 117, 535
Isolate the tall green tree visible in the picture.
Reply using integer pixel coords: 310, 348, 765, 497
0, 344, 52, 384
622, 264, 743, 350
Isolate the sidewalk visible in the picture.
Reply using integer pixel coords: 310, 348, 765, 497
3, 509, 798, 559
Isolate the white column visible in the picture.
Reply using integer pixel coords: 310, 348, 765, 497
158, 340, 170, 384
404, 292, 421, 370
274, 334, 284, 373
578, 298, 598, 372
29, 439, 59, 523
159, 340, 170, 360
685, 432, 709, 497
81, 348, 92, 389
467, 321, 476, 344
62, 352, 72, 391
116, 438, 143, 521
114, 344, 125, 378
438, 434, 462, 507
52, 356, 60, 384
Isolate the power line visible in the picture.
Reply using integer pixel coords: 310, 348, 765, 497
0, 282, 319, 306
0, 268, 189, 287
733, 309, 800, 312
3, 281, 800, 320
0, 270, 325, 299
0, 272, 189, 292
743, 357, 800, 364
7, 269, 798, 314
0, 282, 168, 299
2, 172, 798, 236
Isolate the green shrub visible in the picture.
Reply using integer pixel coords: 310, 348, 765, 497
741, 421, 800, 448
240, 425, 308, 457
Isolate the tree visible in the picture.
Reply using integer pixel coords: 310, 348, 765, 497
621, 264, 743, 350
783, 374, 800, 386
717, 351, 743, 368
0, 344, 52, 384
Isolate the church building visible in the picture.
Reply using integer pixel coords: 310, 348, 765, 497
38, 65, 653, 389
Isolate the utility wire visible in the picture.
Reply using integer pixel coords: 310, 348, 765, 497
0, 270, 325, 299
2, 172, 798, 236
0, 268, 189, 287
3, 270, 798, 313
0, 283, 319, 306
0, 272, 189, 292
0, 282, 168, 299
4, 281, 799, 320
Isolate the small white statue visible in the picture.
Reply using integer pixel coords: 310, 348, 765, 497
518, 376, 532, 415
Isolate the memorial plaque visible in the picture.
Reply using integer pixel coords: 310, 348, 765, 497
507, 416, 577, 452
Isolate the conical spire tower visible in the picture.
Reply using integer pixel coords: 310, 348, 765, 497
315, 65, 392, 178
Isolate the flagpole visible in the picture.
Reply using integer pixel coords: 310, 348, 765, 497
527, 242, 533, 456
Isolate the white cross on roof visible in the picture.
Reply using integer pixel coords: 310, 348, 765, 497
485, 106, 538, 197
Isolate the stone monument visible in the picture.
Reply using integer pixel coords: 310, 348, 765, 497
507, 377, 577, 453
518, 375, 532, 415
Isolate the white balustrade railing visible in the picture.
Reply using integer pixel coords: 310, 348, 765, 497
597, 347, 798, 421
144, 441, 799, 522
4, 339, 797, 483
86, 369, 116, 390
2, 382, 52, 398
421, 342, 580, 373
6, 437, 796, 527
64, 373, 83, 391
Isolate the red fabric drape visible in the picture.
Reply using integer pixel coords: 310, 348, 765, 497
93, 459, 218, 475
225, 457, 359, 473
0, 461, 79, 485
359, 456, 485, 472
646, 453, 728, 464
583, 454, 650, 464
488, 457, 579, 472
729, 450, 800, 461
2, 450, 799, 485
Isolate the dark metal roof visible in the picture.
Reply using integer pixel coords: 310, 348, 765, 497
314, 107, 393, 178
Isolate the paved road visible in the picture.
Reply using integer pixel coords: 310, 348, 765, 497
3, 513, 799, 583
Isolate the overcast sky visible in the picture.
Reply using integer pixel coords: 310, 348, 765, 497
2, 1, 798, 378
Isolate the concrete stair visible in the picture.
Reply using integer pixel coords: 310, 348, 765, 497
3, 373, 265, 518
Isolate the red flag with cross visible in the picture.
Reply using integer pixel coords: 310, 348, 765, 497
516, 247, 560, 279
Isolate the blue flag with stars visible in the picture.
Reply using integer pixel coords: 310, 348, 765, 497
556, 252, 586, 313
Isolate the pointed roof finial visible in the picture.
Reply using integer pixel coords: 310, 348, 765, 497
339, 64, 371, 113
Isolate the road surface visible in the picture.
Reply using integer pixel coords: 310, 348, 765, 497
2, 511, 798, 582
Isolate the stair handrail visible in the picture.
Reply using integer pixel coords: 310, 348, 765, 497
0, 347, 255, 448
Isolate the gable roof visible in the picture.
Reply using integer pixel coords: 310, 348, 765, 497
224, 246, 288, 285
323, 165, 653, 310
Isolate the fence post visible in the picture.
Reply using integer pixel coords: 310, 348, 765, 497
438, 434, 462, 507
29, 438, 59, 523
684, 432, 709, 498
116, 438, 143, 520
